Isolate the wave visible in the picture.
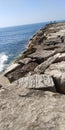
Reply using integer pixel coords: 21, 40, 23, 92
0, 53, 8, 72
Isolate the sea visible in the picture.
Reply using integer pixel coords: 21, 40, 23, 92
0, 22, 48, 73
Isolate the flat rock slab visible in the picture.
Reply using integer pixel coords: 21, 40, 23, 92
34, 53, 60, 73
28, 50, 55, 60
45, 61, 65, 75
14, 74, 54, 89
4, 63, 21, 75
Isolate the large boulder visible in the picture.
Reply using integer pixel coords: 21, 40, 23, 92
14, 74, 55, 89
4, 63, 22, 76
34, 53, 60, 73
45, 61, 65, 75
45, 61, 65, 94
28, 50, 55, 61
5, 62, 38, 82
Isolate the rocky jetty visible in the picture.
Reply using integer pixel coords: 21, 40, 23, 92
1, 22, 65, 129
4, 22, 65, 94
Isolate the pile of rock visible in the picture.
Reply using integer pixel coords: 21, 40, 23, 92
4, 22, 65, 94
1, 22, 65, 130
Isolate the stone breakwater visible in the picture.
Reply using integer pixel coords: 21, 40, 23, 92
4, 22, 65, 94
1, 22, 65, 130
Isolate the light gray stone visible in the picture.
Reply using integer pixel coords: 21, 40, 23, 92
14, 74, 54, 89
28, 50, 55, 60
34, 53, 60, 73
45, 61, 65, 94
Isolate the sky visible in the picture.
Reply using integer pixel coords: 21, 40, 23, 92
0, 0, 65, 27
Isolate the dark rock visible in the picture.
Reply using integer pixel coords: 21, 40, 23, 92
37, 30, 44, 36
4, 63, 22, 76
0, 84, 2, 89
21, 47, 36, 58
61, 36, 64, 43
38, 36, 47, 43
18, 58, 32, 64
21, 62, 38, 72
6, 62, 38, 82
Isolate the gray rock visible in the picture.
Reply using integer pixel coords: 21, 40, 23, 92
14, 74, 54, 89
21, 62, 38, 72
18, 58, 32, 64
34, 53, 60, 73
1, 77, 65, 130
5, 62, 38, 82
45, 61, 65, 75
1, 22, 65, 130
37, 30, 43, 36
56, 53, 65, 62
4, 63, 22, 75
45, 61, 65, 94
28, 50, 55, 61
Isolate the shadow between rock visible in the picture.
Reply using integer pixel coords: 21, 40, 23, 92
19, 87, 56, 98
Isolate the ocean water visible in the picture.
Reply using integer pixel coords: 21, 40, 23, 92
0, 22, 47, 72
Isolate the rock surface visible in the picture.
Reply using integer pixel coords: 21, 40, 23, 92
4, 63, 22, 76
45, 61, 65, 94
34, 53, 60, 73
0, 79, 65, 130
14, 74, 54, 89
1, 22, 65, 129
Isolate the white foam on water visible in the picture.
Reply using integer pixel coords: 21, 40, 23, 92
0, 53, 8, 72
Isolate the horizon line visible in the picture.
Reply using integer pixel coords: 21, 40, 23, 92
0, 19, 65, 29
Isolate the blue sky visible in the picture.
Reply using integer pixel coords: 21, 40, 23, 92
0, 0, 65, 27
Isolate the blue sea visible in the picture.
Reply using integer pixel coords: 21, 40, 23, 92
0, 22, 47, 72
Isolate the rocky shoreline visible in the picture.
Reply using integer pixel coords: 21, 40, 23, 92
4, 21, 65, 94
1, 22, 65, 129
